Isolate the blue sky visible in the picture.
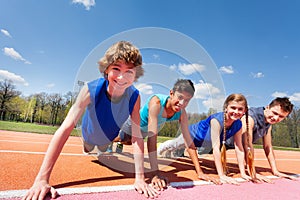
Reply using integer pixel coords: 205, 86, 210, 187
0, 0, 299, 113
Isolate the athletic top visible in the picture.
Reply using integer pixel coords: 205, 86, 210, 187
189, 112, 242, 147
81, 78, 139, 146
140, 94, 181, 132
248, 107, 271, 143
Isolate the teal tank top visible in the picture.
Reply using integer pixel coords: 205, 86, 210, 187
140, 94, 181, 132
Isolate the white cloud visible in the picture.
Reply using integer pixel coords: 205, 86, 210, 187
219, 65, 234, 74
172, 63, 205, 75
72, 0, 95, 10
271, 91, 288, 98
3, 47, 31, 64
202, 96, 225, 112
1, 29, 12, 38
271, 91, 300, 104
153, 54, 160, 60
169, 64, 177, 71
289, 93, 300, 103
251, 72, 264, 78
135, 83, 153, 95
194, 80, 221, 99
192, 80, 224, 111
46, 83, 55, 88
0, 70, 28, 86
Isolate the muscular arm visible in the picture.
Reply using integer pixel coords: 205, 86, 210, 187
131, 95, 159, 198
23, 85, 91, 200
180, 109, 204, 176
262, 126, 296, 180
147, 96, 161, 175
263, 126, 278, 172
131, 95, 145, 181
146, 96, 168, 190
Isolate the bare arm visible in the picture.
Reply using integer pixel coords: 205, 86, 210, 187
263, 126, 297, 180
23, 85, 91, 200
241, 115, 258, 181
147, 96, 160, 174
242, 115, 272, 183
146, 96, 168, 190
181, 109, 220, 184
233, 128, 251, 181
131, 95, 159, 198
263, 126, 277, 173
211, 119, 238, 185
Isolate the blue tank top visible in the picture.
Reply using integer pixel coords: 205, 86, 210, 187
81, 78, 139, 146
248, 107, 271, 143
189, 112, 242, 147
140, 94, 181, 132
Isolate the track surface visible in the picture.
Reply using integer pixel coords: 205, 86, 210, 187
1, 130, 300, 199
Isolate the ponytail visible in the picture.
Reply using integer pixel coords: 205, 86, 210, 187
221, 112, 228, 175
245, 110, 256, 179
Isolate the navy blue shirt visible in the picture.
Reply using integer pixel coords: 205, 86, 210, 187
189, 112, 242, 147
81, 78, 139, 146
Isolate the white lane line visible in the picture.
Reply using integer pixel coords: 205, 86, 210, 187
0, 150, 85, 156
1, 150, 300, 161
1, 175, 299, 199
0, 139, 82, 146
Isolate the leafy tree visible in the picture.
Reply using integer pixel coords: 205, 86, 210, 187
47, 93, 64, 125
283, 107, 300, 148
0, 79, 21, 120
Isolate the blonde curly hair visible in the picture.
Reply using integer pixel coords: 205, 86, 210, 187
98, 41, 144, 81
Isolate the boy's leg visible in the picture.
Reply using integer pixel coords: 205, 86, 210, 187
96, 144, 110, 153
83, 140, 95, 154
114, 118, 133, 153
157, 134, 185, 156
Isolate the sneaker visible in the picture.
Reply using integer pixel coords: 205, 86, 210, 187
83, 142, 95, 155
164, 150, 172, 158
116, 142, 123, 153
106, 143, 113, 153
173, 148, 185, 157
157, 143, 168, 156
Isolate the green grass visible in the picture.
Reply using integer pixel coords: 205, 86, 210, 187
1, 121, 299, 152
0, 120, 80, 136
157, 136, 174, 143
253, 144, 300, 152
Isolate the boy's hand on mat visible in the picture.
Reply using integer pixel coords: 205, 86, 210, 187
134, 179, 160, 198
198, 174, 221, 185
22, 180, 58, 200
274, 171, 298, 181
151, 175, 168, 191
219, 175, 240, 185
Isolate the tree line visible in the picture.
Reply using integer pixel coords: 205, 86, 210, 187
0, 79, 299, 148
0, 79, 75, 125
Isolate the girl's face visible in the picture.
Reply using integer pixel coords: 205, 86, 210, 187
106, 60, 136, 95
225, 100, 246, 121
169, 90, 193, 112
264, 105, 289, 124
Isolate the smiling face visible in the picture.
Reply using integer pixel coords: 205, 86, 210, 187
169, 90, 193, 112
264, 105, 289, 124
105, 60, 136, 97
225, 100, 247, 122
